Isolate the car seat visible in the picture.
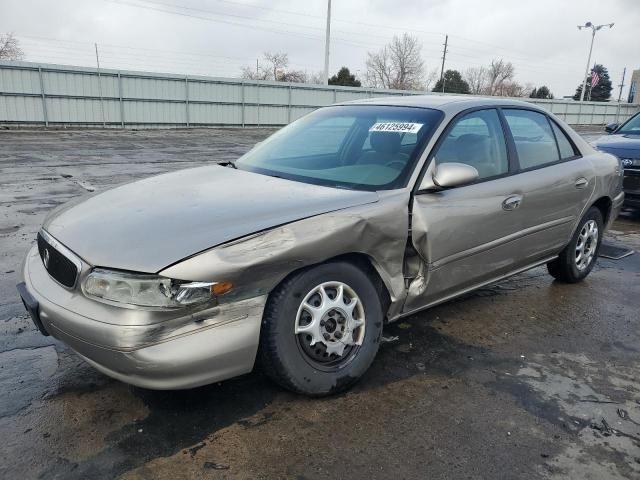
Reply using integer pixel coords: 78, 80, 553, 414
357, 132, 409, 169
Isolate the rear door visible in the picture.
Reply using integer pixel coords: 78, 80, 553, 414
501, 109, 596, 262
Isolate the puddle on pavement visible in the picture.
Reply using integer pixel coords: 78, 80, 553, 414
514, 352, 640, 479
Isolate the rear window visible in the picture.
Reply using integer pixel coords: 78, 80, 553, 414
551, 121, 578, 159
503, 109, 560, 169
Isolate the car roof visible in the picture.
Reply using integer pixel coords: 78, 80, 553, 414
339, 94, 541, 114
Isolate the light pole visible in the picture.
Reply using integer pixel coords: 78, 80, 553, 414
323, 0, 331, 85
577, 22, 614, 102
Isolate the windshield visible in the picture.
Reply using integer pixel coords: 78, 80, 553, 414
618, 113, 640, 134
236, 105, 443, 190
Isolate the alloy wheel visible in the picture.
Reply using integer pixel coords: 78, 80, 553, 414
295, 281, 366, 367
575, 219, 598, 271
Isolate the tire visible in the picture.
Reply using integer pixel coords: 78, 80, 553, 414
547, 207, 604, 283
258, 261, 383, 396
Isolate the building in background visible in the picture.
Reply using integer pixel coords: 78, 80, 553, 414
629, 69, 639, 104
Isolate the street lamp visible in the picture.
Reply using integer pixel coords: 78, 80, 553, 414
577, 22, 614, 102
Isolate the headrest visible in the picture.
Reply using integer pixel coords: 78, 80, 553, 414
370, 132, 402, 155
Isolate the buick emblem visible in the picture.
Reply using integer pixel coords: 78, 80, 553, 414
43, 248, 50, 269
621, 158, 633, 167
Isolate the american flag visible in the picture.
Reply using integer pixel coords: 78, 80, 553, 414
591, 70, 600, 88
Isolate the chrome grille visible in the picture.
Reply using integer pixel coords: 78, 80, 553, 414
37, 232, 79, 288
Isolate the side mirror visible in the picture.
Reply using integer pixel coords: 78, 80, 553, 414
605, 123, 619, 133
425, 162, 479, 190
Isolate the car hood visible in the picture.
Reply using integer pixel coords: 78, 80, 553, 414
45, 165, 379, 273
594, 133, 640, 158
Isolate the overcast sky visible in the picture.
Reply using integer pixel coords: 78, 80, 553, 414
2, 0, 638, 98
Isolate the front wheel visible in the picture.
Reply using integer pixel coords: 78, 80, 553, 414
258, 261, 383, 396
547, 207, 603, 283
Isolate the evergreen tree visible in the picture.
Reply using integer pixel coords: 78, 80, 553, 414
530, 85, 553, 99
432, 70, 470, 94
573, 64, 613, 102
328, 67, 361, 87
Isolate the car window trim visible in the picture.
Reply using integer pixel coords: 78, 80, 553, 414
501, 107, 561, 167
546, 116, 564, 162
500, 106, 583, 173
547, 118, 582, 161
496, 107, 520, 173
615, 111, 640, 134
413, 106, 515, 194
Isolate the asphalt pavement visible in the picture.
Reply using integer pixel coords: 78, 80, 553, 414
0, 127, 639, 480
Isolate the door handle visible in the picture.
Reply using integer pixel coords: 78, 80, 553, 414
575, 178, 589, 189
502, 194, 523, 211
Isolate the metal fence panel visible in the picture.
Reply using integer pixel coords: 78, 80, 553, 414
124, 100, 187, 124
257, 85, 288, 105
122, 76, 186, 101
292, 87, 332, 106
188, 81, 242, 103
290, 106, 317, 122
43, 70, 119, 98
45, 97, 119, 123
1, 61, 638, 128
0, 95, 43, 121
335, 90, 370, 103
0, 67, 40, 94
189, 103, 242, 125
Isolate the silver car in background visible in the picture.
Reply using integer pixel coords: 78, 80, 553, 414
17, 96, 624, 396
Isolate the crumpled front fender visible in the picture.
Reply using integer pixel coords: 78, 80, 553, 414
161, 191, 410, 319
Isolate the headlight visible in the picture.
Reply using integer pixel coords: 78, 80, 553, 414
82, 269, 232, 308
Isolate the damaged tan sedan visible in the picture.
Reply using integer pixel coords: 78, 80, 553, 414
18, 96, 624, 395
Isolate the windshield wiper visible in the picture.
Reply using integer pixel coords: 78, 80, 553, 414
325, 183, 356, 190
218, 161, 237, 169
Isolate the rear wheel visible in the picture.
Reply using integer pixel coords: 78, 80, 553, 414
547, 207, 603, 283
258, 261, 383, 396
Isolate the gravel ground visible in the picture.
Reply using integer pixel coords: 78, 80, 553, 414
0, 128, 639, 480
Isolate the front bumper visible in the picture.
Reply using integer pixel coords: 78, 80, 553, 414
623, 168, 640, 208
20, 245, 267, 390
623, 194, 640, 209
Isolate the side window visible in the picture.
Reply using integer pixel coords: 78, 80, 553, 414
433, 109, 508, 179
503, 109, 560, 169
550, 121, 578, 159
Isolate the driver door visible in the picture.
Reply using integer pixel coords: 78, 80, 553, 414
405, 108, 528, 312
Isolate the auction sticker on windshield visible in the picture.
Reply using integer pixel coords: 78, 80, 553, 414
369, 122, 423, 134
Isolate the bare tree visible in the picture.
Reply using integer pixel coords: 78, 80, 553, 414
366, 47, 393, 89
521, 82, 535, 98
500, 81, 526, 97
424, 68, 439, 91
240, 52, 310, 83
464, 67, 488, 95
366, 33, 425, 90
0, 33, 24, 60
279, 70, 307, 83
240, 65, 269, 80
263, 52, 288, 81
487, 59, 515, 95
307, 71, 326, 85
